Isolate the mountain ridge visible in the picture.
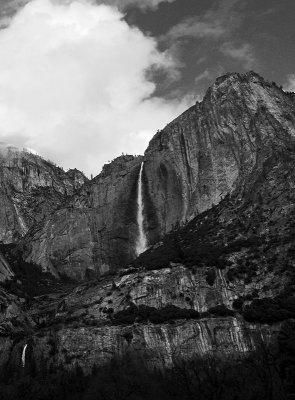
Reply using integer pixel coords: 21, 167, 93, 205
1, 70, 295, 280
0, 144, 88, 244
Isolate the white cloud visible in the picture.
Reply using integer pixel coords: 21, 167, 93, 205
220, 42, 256, 69
285, 74, 295, 92
0, 0, 29, 27
162, 0, 242, 43
163, 18, 226, 41
96, 0, 176, 11
0, 0, 188, 176
194, 69, 212, 85
0, 0, 176, 24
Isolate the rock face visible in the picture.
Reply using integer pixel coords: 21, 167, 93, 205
0, 265, 278, 373
0, 145, 87, 243
143, 72, 295, 240
24, 155, 143, 279
19, 72, 295, 280
0, 252, 13, 282
29, 318, 273, 374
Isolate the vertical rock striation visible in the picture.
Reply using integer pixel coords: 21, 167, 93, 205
24, 155, 143, 279
29, 318, 275, 374
0, 251, 14, 282
0, 144, 88, 243
143, 72, 295, 240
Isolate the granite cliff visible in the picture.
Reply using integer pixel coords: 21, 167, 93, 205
19, 71, 295, 280
24, 155, 143, 279
0, 261, 280, 375
143, 71, 295, 238
0, 145, 87, 244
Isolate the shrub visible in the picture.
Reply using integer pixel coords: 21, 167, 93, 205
242, 293, 295, 324
233, 298, 244, 310
205, 269, 216, 286
148, 305, 199, 324
113, 304, 200, 325
208, 305, 235, 317
0, 244, 63, 298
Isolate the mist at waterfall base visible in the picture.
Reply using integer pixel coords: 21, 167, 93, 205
136, 162, 148, 256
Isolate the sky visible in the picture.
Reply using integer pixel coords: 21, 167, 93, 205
0, 0, 294, 176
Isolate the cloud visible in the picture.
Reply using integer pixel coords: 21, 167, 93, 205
285, 74, 295, 92
220, 42, 256, 69
0, 0, 29, 27
0, 0, 188, 176
163, 18, 226, 41
195, 66, 225, 86
96, 0, 176, 11
162, 0, 242, 42
195, 70, 211, 85
0, 0, 176, 24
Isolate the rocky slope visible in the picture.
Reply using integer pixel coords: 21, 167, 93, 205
19, 71, 295, 280
0, 263, 279, 374
0, 145, 87, 244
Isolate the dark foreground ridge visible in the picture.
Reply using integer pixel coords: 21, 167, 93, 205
1, 328, 295, 400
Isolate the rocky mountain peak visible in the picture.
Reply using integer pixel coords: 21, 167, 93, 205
66, 168, 88, 189
99, 154, 143, 179
205, 71, 295, 135
212, 70, 267, 87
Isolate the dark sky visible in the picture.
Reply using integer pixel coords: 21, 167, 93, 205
125, 0, 295, 99
0, 0, 294, 175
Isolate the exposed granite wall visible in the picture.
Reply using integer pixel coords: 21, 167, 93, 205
24, 156, 143, 279
0, 252, 14, 282
0, 145, 87, 243
143, 72, 295, 240
33, 319, 262, 371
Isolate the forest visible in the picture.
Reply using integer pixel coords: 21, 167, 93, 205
0, 320, 294, 400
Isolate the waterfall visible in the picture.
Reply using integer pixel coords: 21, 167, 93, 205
135, 162, 147, 256
14, 204, 28, 235
22, 344, 27, 367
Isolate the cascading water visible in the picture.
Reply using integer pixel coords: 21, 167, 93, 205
22, 344, 27, 367
135, 162, 147, 256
